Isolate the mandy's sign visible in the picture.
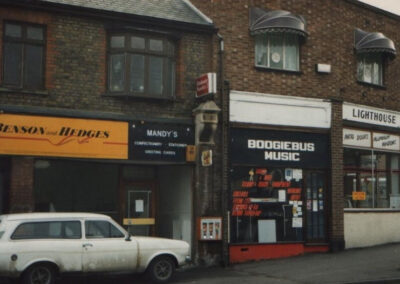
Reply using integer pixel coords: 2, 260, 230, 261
0, 114, 128, 159
196, 73, 217, 98
131, 122, 194, 162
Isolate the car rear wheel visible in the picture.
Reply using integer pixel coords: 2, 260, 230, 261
22, 264, 55, 284
146, 256, 175, 283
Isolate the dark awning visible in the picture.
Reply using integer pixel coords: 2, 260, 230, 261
354, 28, 396, 58
249, 7, 307, 38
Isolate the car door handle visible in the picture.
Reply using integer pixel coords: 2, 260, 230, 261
83, 243, 93, 248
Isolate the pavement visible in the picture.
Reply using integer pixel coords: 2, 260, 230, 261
170, 243, 400, 284
2, 243, 400, 284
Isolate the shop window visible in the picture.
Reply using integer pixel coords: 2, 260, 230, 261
34, 160, 120, 220
255, 33, 299, 71
2, 21, 45, 90
357, 53, 383, 86
230, 167, 305, 244
108, 33, 176, 99
344, 148, 400, 209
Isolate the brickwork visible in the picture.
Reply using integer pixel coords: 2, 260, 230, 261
0, 3, 221, 265
0, 8, 214, 119
190, 0, 400, 250
9, 157, 34, 213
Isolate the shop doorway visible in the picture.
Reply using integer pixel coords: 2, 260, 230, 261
123, 182, 156, 236
304, 171, 327, 243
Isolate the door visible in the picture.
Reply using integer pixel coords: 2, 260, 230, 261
124, 183, 156, 236
305, 171, 327, 243
82, 219, 138, 272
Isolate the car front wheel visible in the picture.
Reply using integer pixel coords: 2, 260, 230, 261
22, 264, 55, 284
146, 256, 175, 283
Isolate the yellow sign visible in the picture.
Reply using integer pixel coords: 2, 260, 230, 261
0, 114, 128, 159
352, 191, 366, 201
123, 218, 155, 225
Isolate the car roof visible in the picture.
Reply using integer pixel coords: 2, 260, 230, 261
0, 212, 111, 222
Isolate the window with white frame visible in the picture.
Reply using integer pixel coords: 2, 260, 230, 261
255, 33, 299, 71
357, 53, 383, 86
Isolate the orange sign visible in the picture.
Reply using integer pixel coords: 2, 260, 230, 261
0, 114, 128, 159
352, 191, 366, 201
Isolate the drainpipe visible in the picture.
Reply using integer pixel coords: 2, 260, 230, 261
217, 33, 230, 267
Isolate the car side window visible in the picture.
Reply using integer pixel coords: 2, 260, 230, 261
85, 220, 125, 239
11, 221, 82, 239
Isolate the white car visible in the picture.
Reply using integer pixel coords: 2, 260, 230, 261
0, 212, 191, 284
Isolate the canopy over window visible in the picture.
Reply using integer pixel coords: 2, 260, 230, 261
249, 7, 307, 38
355, 28, 396, 58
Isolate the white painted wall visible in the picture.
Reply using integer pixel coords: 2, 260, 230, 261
230, 90, 331, 128
344, 211, 400, 248
158, 166, 193, 249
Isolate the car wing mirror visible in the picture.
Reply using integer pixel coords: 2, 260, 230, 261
125, 233, 132, 241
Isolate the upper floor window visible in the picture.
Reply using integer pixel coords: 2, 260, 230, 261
2, 22, 45, 90
249, 8, 307, 73
255, 33, 299, 71
354, 28, 396, 87
108, 34, 176, 99
357, 53, 383, 86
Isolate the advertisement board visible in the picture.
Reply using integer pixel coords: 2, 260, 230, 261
0, 113, 128, 159
230, 128, 329, 168
131, 122, 194, 162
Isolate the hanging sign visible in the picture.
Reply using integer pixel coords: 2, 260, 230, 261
373, 132, 400, 151
196, 73, 217, 98
343, 128, 371, 148
230, 128, 328, 168
0, 113, 128, 159
131, 122, 194, 162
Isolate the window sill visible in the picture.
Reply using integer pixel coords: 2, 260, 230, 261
344, 208, 400, 213
0, 87, 48, 96
356, 80, 386, 90
255, 66, 302, 75
103, 92, 176, 102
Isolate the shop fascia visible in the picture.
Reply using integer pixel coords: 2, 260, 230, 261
343, 103, 400, 151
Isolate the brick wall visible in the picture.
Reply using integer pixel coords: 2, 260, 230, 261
0, 7, 214, 119
9, 157, 34, 213
190, 0, 400, 249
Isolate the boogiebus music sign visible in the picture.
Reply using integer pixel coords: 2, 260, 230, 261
230, 128, 329, 168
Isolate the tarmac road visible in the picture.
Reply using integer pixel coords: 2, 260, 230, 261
3, 242, 400, 284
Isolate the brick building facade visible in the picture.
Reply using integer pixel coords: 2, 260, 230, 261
191, 0, 400, 263
0, 0, 224, 265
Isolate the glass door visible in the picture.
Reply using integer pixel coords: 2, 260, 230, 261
305, 171, 326, 243
124, 183, 156, 236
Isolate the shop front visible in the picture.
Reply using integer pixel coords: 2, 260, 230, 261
0, 112, 195, 248
343, 103, 400, 248
228, 91, 331, 263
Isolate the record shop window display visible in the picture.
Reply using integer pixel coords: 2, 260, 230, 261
231, 167, 305, 243
344, 149, 400, 209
